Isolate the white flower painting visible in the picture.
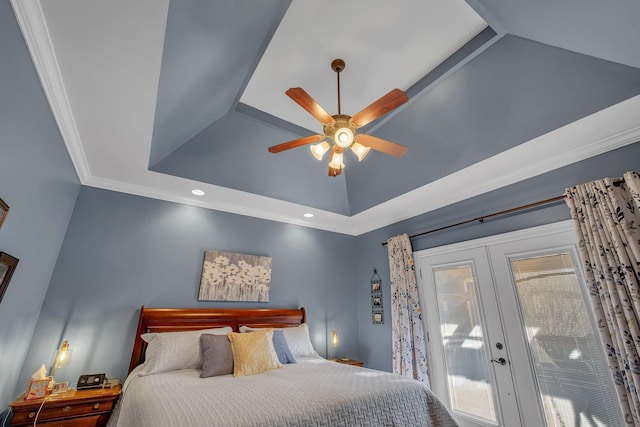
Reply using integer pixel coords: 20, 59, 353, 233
198, 250, 272, 302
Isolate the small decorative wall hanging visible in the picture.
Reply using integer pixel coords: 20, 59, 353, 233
371, 268, 383, 324
198, 250, 271, 302
0, 197, 9, 229
0, 252, 19, 304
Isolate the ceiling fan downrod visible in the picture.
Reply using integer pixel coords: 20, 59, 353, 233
331, 59, 345, 115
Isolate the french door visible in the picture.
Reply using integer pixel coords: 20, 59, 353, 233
416, 221, 622, 427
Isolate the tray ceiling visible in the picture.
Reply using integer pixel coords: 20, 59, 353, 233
11, 0, 640, 234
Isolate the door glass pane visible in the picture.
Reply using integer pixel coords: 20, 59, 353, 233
511, 253, 621, 427
434, 265, 497, 424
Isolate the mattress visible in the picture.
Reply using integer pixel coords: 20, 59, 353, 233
108, 357, 457, 427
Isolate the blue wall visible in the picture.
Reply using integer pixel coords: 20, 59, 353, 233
355, 141, 640, 372
9, 140, 640, 402
18, 187, 358, 389
0, 1, 80, 410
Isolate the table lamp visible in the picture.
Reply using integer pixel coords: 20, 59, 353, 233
49, 340, 72, 388
329, 330, 339, 360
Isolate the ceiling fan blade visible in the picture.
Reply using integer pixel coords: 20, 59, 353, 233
286, 88, 334, 125
356, 134, 408, 158
351, 89, 408, 127
268, 134, 324, 153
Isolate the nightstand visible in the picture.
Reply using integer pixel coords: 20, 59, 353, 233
10, 385, 121, 427
334, 358, 364, 367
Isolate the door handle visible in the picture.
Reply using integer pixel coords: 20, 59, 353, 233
491, 357, 507, 366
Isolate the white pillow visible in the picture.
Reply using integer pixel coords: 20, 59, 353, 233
282, 324, 318, 357
239, 324, 318, 357
140, 326, 232, 375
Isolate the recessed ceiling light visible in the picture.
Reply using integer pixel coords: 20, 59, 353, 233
191, 189, 205, 196
303, 213, 314, 218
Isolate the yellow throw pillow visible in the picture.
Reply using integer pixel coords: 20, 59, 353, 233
227, 329, 282, 377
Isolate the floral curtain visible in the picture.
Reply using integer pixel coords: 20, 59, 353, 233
387, 233, 430, 385
565, 171, 640, 426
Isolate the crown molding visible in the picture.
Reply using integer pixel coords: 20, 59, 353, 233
348, 95, 640, 235
11, 0, 91, 182
83, 175, 355, 235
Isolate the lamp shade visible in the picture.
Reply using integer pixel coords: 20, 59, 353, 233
328, 330, 339, 360
52, 341, 71, 370
310, 141, 330, 160
350, 142, 370, 161
330, 330, 339, 348
49, 340, 72, 387
328, 151, 345, 170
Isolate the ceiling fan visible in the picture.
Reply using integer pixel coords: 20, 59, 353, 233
268, 59, 409, 177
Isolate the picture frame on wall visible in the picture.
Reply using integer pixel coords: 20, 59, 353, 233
371, 281, 381, 292
0, 252, 19, 304
370, 268, 384, 324
198, 250, 272, 302
0, 197, 9, 229
373, 312, 383, 324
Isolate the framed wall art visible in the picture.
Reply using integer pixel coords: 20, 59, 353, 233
198, 250, 271, 302
371, 269, 383, 324
0, 197, 9, 229
0, 252, 19, 304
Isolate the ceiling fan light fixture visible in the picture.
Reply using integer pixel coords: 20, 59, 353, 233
334, 127, 354, 148
310, 141, 330, 160
268, 59, 409, 177
351, 142, 370, 162
328, 151, 345, 170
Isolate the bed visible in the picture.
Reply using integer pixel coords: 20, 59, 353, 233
108, 306, 457, 427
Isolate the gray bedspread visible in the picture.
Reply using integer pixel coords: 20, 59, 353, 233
108, 357, 457, 426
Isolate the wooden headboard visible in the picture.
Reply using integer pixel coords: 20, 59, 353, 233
128, 306, 306, 373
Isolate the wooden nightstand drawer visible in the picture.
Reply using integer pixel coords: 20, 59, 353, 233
33, 414, 103, 427
10, 385, 120, 427
16, 400, 113, 424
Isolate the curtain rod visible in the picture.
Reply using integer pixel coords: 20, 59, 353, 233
381, 195, 567, 247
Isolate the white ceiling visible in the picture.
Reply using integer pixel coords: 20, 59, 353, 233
240, 0, 486, 132
11, 0, 640, 235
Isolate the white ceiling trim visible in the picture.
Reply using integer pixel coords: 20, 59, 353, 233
14, 0, 640, 237
348, 96, 640, 235
11, 0, 91, 182
83, 173, 353, 235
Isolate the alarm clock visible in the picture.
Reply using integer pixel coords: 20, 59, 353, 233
76, 373, 106, 390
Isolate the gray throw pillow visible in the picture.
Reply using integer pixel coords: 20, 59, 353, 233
200, 334, 233, 378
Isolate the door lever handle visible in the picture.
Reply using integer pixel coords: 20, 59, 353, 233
491, 357, 507, 366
